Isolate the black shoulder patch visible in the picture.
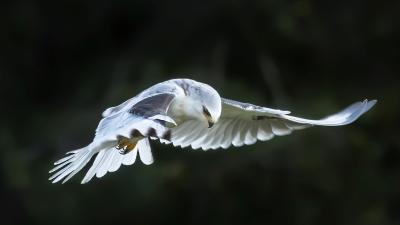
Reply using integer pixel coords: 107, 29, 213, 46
130, 129, 142, 137
147, 128, 157, 137
129, 93, 175, 118
253, 115, 276, 120
161, 130, 171, 141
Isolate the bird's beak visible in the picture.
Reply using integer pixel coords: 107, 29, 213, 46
208, 120, 214, 128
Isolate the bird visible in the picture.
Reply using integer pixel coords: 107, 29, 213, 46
49, 78, 376, 184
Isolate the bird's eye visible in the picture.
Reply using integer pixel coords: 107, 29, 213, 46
202, 106, 211, 117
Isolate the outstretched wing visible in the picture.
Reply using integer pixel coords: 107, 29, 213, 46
166, 98, 377, 150
50, 93, 177, 183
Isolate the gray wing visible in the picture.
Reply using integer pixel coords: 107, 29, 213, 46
167, 98, 377, 150
129, 93, 175, 119
95, 93, 177, 142
102, 81, 180, 118
102, 93, 176, 118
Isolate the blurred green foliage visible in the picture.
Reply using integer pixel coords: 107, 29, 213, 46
1, 0, 399, 225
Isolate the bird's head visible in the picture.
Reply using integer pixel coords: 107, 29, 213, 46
180, 80, 222, 128
199, 95, 221, 128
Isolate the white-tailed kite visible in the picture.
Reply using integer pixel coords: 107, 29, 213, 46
49, 78, 376, 184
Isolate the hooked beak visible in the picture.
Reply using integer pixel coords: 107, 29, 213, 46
203, 106, 215, 128
208, 120, 214, 128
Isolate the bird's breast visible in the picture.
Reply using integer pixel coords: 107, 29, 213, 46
167, 96, 198, 125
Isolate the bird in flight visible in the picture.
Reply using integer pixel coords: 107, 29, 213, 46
49, 78, 376, 184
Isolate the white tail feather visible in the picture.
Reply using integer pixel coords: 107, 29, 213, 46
49, 146, 95, 184
49, 141, 114, 184
50, 135, 156, 183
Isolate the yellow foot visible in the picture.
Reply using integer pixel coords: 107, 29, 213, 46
116, 136, 138, 155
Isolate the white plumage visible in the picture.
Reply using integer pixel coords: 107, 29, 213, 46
49, 78, 376, 184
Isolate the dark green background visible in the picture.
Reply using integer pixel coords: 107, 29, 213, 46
1, 0, 399, 224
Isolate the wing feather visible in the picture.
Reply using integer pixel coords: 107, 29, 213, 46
220, 118, 238, 149
96, 149, 113, 178
179, 122, 203, 148
257, 121, 274, 141
138, 138, 153, 165
108, 152, 124, 173
232, 119, 246, 147
239, 122, 251, 145
167, 98, 376, 150
210, 120, 231, 149
245, 124, 258, 145
270, 120, 292, 136
122, 148, 138, 165
190, 127, 210, 149
198, 122, 220, 149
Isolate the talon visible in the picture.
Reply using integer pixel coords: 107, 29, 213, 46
126, 142, 137, 151
116, 136, 138, 155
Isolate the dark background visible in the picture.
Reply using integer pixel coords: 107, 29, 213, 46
1, 0, 399, 224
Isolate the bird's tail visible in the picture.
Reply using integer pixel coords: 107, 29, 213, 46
49, 145, 96, 184
49, 138, 153, 184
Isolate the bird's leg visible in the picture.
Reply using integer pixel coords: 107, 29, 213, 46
116, 136, 138, 155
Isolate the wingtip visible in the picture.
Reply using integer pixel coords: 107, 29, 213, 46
142, 159, 154, 165
368, 99, 378, 105
363, 99, 377, 112
363, 98, 377, 103
343, 99, 377, 125
80, 176, 90, 184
